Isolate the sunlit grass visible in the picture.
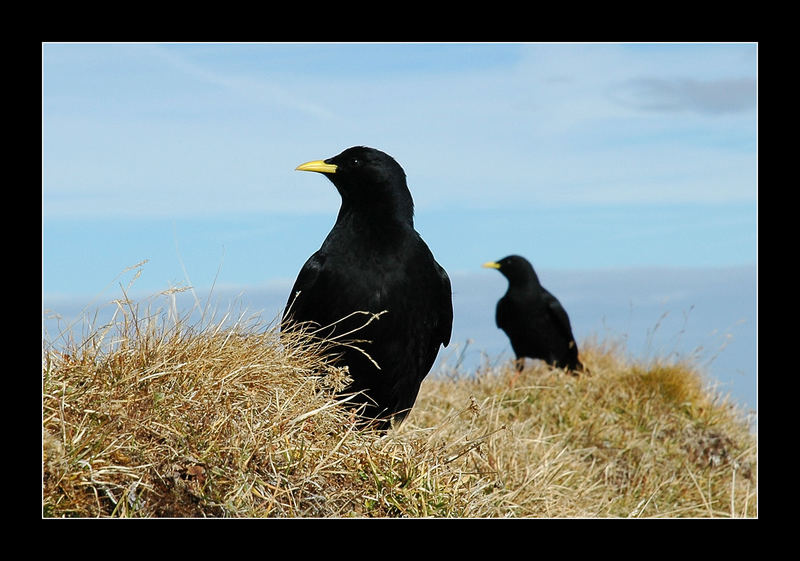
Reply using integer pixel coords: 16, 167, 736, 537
42, 291, 756, 518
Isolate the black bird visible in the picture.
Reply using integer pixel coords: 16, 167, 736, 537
483, 255, 583, 373
283, 146, 453, 429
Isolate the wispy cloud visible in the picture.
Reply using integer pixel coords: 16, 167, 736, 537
611, 77, 756, 115
142, 44, 342, 122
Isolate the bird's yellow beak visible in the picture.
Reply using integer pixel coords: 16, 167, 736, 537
482, 261, 501, 270
296, 160, 338, 174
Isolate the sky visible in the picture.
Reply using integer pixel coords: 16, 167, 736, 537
42, 42, 756, 299
42, 42, 758, 413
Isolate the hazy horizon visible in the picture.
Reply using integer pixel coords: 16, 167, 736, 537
43, 263, 757, 420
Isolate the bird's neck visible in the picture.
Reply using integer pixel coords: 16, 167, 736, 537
508, 275, 541, 293
330, 207, 413, 252
336, 199, 414, 230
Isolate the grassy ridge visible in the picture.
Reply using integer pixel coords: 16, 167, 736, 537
42, 292, 757, 518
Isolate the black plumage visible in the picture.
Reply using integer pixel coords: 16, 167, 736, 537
483, 255, 583, 373
283, 146, 453, 429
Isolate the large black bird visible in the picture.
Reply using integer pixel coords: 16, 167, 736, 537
483, 255, 583, 373
283, 146, 453, 429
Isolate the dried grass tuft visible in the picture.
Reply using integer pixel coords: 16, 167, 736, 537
42, 294, 757, 518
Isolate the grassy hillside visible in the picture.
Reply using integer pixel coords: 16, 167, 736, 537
42, 292, 757, 518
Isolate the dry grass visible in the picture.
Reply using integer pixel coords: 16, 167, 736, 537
42, 292, 757, 518
407, 339, 757, 518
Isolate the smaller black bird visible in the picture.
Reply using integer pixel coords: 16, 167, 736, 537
483, 255, 584, 373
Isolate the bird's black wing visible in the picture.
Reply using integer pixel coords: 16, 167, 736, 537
283, 251, 328, 328
542, 289, 576, 344
435, 261, 453, 348
495, 294, 513, 332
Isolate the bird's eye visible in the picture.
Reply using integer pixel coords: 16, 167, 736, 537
350, 158, 361, 167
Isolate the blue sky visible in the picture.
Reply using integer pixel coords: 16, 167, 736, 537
42, 42, 757, 299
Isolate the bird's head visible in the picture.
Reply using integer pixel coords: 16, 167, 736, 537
482, 255, 540, 285
296, 146, 414, 225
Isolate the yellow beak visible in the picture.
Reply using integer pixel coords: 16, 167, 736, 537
482, 261, 501, 270
296, 160, 338, 174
